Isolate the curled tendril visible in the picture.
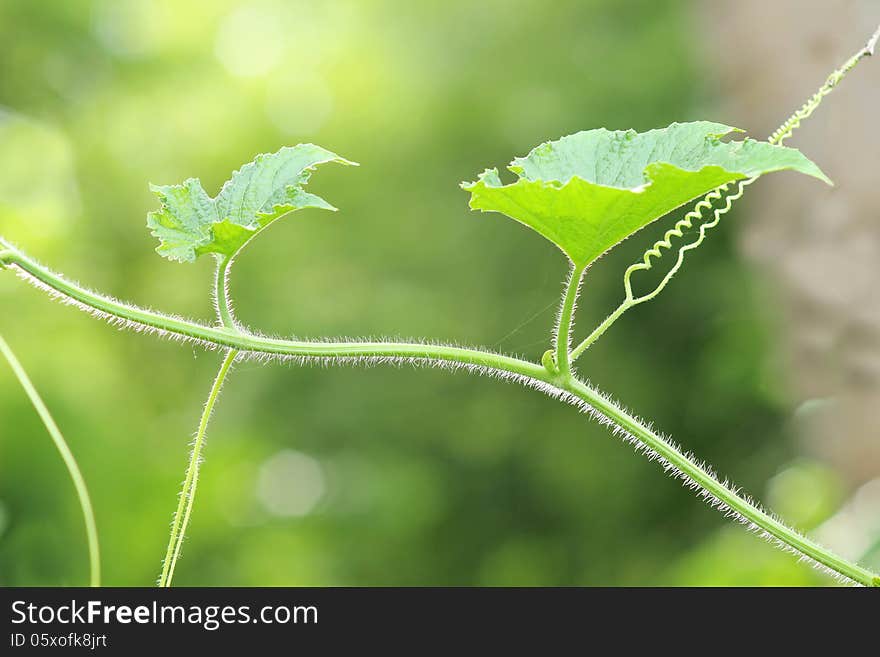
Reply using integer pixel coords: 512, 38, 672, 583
568, 25, 879, 364
622, 178, 753, 304
619, 23, 880, 315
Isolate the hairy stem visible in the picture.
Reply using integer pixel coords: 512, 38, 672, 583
569, 300, 631, 362
0, 249, 540, 375
560, 377, 878, 587
159, 254, 240, 586
2, 249, 877, 586
769, 22, 879, 146
568, 23, 879, 362
554, 263, 584, 378
158, 348, 237, 587
214, 256, 237, 330
0, 333, 101, 586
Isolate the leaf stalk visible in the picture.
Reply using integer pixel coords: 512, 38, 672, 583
554, 263, 585, 379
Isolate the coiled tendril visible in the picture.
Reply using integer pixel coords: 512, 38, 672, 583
569, 23, 880, 363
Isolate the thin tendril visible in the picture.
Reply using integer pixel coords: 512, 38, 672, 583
569, 23, 879, 362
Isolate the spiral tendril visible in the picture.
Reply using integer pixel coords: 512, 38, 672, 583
620, 25, 879, 316
770, 33, 876, 146
567, 24, 880, 362
622, 177, 755, 304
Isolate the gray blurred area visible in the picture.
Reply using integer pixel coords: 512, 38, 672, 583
702, 1, 880, 562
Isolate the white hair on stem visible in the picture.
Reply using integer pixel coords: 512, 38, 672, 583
552, 262, 579, 350
238, 348, 855, 584
8, 263, 221, 352
3, 252, 863, 585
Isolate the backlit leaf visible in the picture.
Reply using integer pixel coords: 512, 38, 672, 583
147, 144, 356, 263
462, 122, 829, 267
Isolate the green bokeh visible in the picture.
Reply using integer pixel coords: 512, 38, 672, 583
0, 0, 851, 586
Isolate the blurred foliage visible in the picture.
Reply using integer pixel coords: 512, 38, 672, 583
0, 0, 864, 586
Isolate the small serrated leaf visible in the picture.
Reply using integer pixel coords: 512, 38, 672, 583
147, 144, 357, 263
462, 122, 830, 267
146, 179, 218, 263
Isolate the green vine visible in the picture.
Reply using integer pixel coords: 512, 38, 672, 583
158, 347, 237, 587
2, 25, 879, 588
1, 244, 877, 586
550, 263, 586, 380
160, 254, 241, 586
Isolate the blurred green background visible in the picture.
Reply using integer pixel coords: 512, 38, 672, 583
1, 0, 877, 586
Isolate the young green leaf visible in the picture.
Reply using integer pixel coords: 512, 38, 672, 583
147, 144, 357, 263
462, 122, 829, 267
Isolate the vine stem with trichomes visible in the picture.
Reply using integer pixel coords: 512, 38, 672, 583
0, 333, 101, 586
158, 347, 236, 587
1, 248, 877, 586
158, 254, 239, 587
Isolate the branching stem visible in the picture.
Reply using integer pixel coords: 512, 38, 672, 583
2, 246, 877, 586
4, 24, 879, 587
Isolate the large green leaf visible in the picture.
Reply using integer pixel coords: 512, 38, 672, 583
147, 144, 356, 263
462, 122, 830, 267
